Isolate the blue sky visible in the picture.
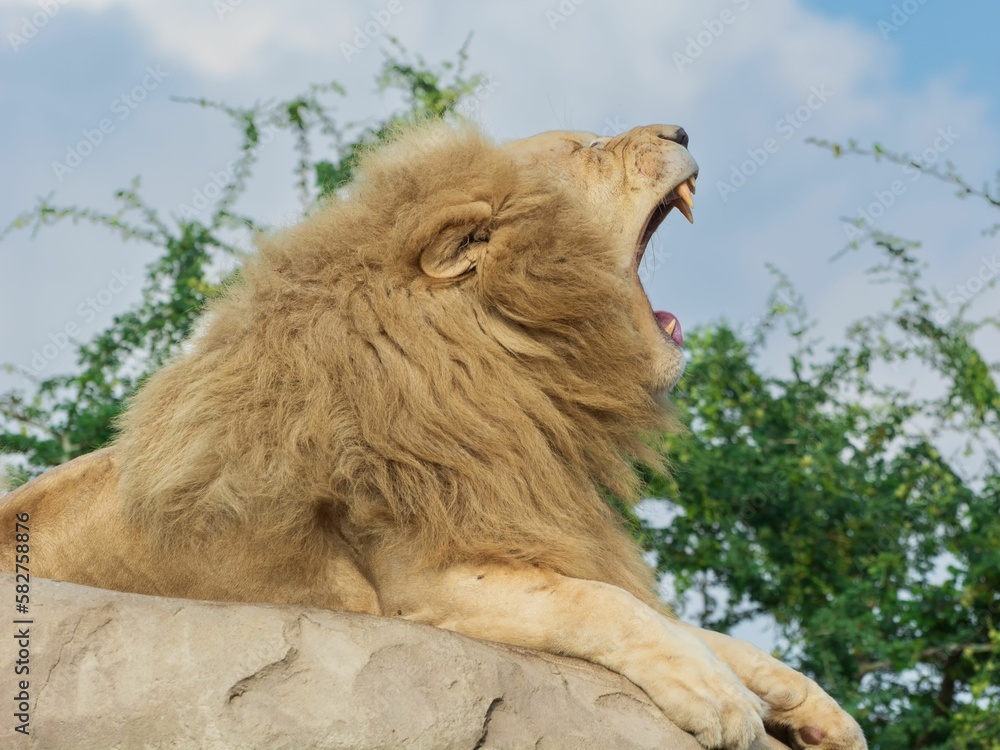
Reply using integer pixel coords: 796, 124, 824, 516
806, 0, 1000, 105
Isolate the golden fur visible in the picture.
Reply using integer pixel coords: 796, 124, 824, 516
113, 123, 673, 606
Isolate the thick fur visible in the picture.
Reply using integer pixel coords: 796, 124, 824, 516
114, 123, 676, 606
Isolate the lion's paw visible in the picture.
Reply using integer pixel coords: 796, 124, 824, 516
650, 652, 768, 749
760, 676, 867, 750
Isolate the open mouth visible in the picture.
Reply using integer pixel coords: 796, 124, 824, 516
634, 174, 697, 348
636, 176, 697, 252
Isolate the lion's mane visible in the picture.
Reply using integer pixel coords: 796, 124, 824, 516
115, 124, 677, 605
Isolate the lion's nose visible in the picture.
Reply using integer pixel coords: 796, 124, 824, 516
653, 125, 689, 149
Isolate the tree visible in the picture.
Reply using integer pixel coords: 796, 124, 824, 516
639, 142, 999, 748
2, 45, 998, 750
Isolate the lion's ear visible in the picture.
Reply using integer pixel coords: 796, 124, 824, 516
418, 201, 493, 280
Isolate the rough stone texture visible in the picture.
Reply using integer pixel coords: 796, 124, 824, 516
0, 575, 790, 749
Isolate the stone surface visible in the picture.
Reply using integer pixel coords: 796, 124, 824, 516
0, 575, 790, 749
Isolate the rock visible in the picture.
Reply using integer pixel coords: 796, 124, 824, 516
0, 575, 790, 749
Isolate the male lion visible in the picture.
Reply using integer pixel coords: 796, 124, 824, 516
1, 123, 865, 750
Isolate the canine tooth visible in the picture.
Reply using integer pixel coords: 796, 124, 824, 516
675, 181, 694, 209
664, 318, 677, 336
674, 198, 694, 224
688, 176, 697, 195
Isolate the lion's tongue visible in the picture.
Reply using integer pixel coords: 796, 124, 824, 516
654, 311, 683, 347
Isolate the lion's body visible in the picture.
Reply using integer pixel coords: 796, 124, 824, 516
0, 123, 865, 750
3, 126, 662, 607
1, 448, 378, 611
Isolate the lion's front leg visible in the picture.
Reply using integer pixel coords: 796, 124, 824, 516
376, 562, 766, 750
679, 624, 867, 750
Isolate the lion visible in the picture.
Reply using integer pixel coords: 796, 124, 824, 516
0, 122, 866, 750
